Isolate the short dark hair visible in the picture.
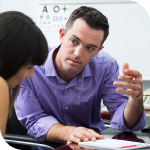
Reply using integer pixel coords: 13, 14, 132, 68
0, 11, 48, 80
65, 6, 109, 45
0, 11, 48, 114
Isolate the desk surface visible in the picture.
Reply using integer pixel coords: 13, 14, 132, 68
55, 118, 150, 150
55, 128, 150, 150
7, 118, 150, 150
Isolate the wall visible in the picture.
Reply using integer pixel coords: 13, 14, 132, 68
0, 0, 37, 21
0, 0, 150, 90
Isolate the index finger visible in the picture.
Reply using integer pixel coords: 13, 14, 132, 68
122, 63, 129, 76
88, 129, 104, 140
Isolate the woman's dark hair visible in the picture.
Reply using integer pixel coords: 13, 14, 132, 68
65, 6, 109, 46
0, 11, 48, 114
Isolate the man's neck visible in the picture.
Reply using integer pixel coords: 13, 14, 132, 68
53, 48, 79, 83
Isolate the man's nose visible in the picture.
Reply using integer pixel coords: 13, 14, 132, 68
74, 46, 83, 57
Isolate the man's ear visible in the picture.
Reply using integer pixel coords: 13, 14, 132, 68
96, 45, 104, 55
59, 28, 65, 44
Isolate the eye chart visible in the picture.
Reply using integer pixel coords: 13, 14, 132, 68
37, 2, 70, 46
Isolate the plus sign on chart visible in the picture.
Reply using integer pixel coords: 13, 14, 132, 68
62, 5, 68, 12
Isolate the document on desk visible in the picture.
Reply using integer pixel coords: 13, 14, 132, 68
78, 139, 150, 150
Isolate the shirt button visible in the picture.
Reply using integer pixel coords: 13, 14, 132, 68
65, 106, 68, 110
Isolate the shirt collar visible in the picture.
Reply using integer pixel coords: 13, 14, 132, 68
44, 46, 59, 77
78, 63, 92, 82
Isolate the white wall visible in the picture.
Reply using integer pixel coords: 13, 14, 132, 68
0, 0, 150, 89
0, 0, 37, 21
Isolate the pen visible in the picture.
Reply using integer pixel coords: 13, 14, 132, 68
130, 74, 135, 80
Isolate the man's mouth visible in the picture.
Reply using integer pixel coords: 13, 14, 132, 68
69, 59, 81, 65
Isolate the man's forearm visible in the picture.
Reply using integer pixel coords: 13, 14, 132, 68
124, 96, 143, 128
45, 123, 76, 143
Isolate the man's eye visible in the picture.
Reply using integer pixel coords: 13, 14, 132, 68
87, 47, 98, 51
71, 39, 78, 45
87, 47, 94, 51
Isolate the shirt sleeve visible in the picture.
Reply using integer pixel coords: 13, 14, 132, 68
101, 59, 146, 131
110, 103, 146, 131
14, 78, 59, 141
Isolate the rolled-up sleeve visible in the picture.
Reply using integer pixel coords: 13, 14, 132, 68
111, 103, 146, 132
14, 79, 59, 141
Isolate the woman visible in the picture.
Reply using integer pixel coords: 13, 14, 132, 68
0, 11, 48, 138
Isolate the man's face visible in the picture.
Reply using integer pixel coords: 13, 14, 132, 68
58, 18, 104, 75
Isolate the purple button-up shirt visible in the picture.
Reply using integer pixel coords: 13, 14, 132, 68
15, 47, 146, 141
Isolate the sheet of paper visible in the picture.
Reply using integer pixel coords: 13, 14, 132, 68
78, 139, 150, 150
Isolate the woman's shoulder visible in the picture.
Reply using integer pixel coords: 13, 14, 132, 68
0, 76, 9, 92
0, 76, 9, 107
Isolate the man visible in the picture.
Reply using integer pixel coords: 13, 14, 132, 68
15, 6, 146, 144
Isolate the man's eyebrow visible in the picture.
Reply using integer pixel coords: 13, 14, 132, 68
87, 44, 99, 48
72, 35, 81, 42
72, 35, 99, 48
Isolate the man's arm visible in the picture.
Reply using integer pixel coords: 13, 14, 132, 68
15, 78, 60, 141
45, 123, 104, 144
124, 94, 143, 128
15, 78, 103, 143
113, 62, 144, 128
